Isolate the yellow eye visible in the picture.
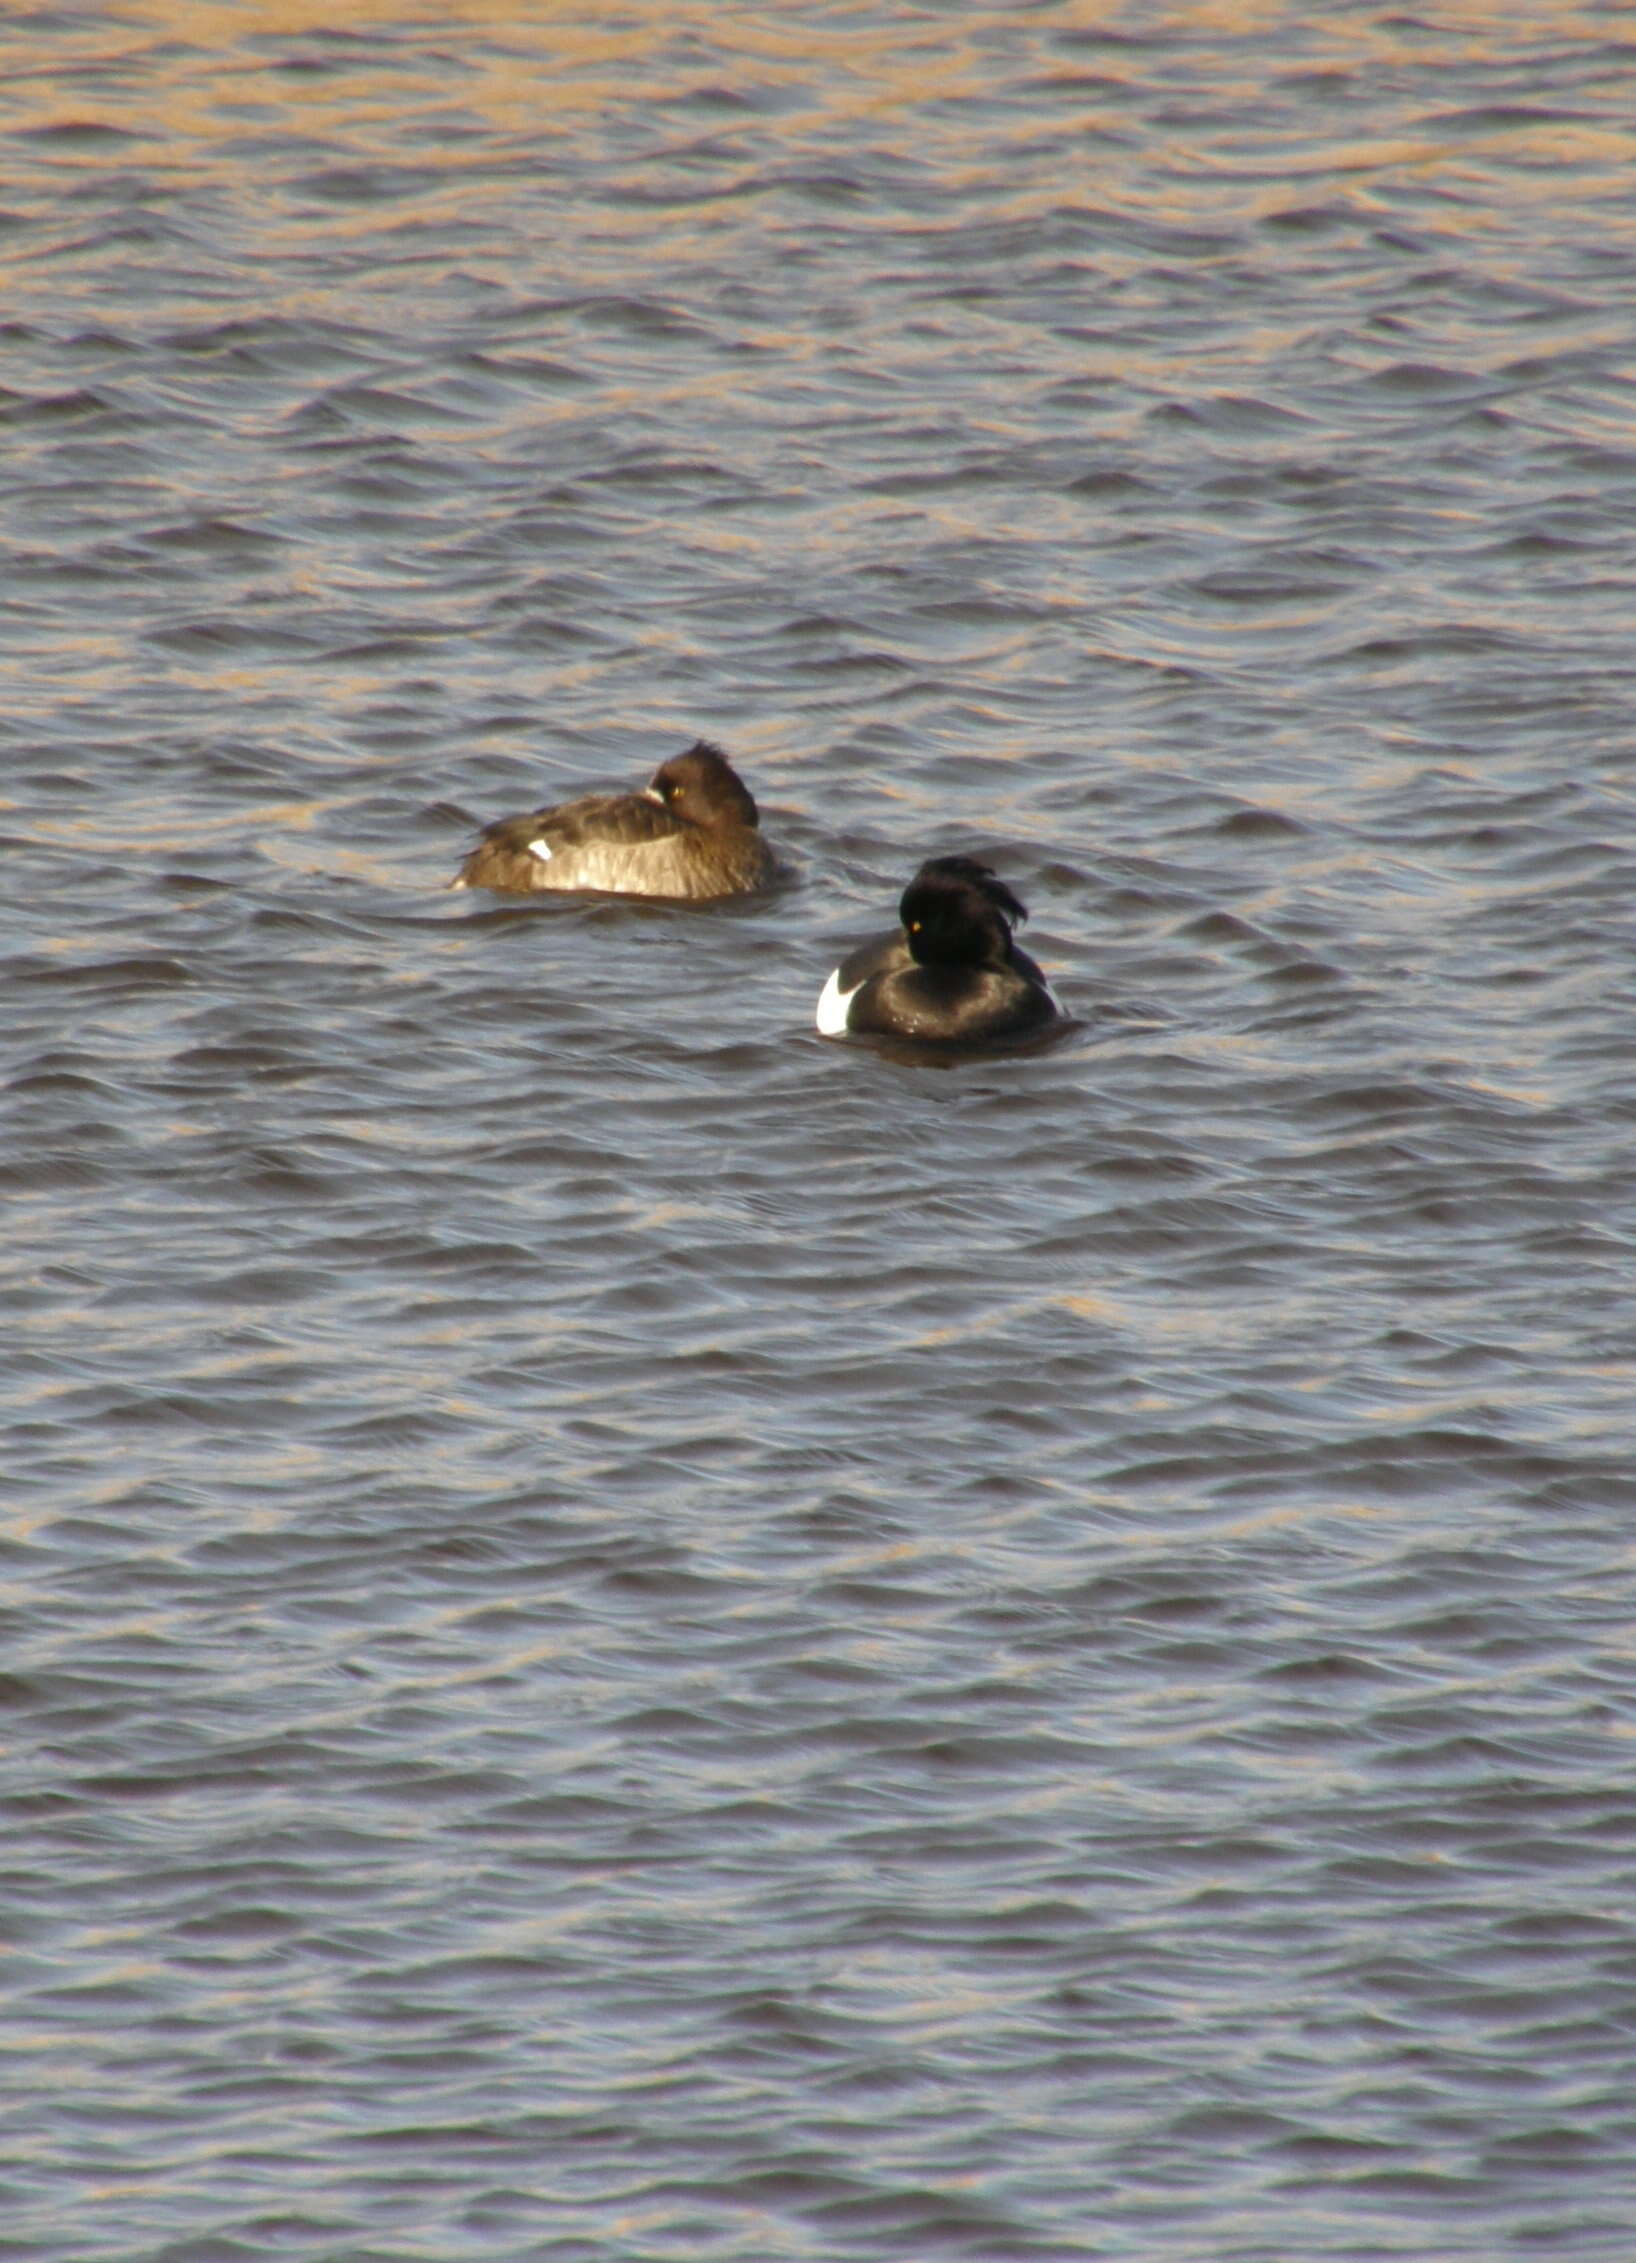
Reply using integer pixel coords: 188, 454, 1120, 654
909, 919, 921, 933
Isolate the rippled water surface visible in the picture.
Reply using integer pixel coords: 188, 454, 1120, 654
6, 5, 1636, 2257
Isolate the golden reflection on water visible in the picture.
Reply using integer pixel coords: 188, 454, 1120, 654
9, 3, 1016, 145
0, 0, 1626, 326
7, 0, 1629, 194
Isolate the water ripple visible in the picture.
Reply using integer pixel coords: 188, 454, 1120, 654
2, 6, 1635, 2259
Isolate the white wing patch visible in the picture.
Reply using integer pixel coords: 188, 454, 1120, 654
815, 967, 859, 1036
527, 837, 553, 863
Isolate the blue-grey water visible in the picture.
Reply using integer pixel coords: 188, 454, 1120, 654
5, 6, 1636, 2258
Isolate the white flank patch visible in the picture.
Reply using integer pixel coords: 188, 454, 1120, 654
815, 967, 858, 1036
527, 837, 553, 863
